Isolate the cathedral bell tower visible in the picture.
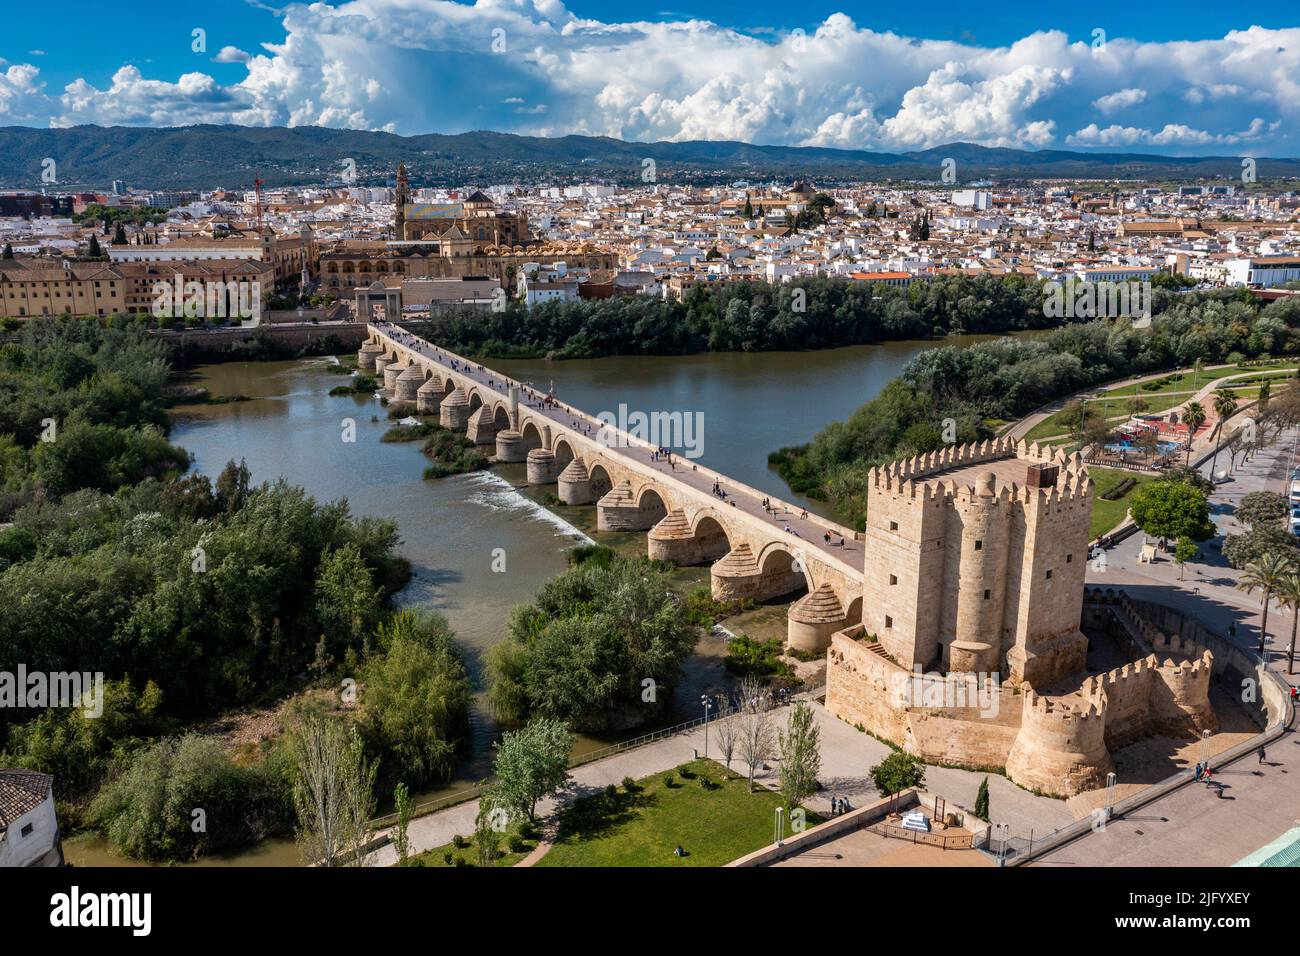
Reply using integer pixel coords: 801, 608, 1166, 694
393, 164, 410, 239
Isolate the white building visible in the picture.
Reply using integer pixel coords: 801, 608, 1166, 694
1226, 255, 1300, 288
951, 190, 993, 210
518, 261, 580, 308
0, 770, 62, 867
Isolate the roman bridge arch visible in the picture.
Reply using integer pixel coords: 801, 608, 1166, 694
360, 323, 864, 653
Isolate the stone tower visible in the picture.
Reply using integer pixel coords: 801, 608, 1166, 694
861, 438, 1093, 685
393, 163, 410, 239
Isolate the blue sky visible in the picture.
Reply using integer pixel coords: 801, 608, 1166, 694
1, 1, 1296, 154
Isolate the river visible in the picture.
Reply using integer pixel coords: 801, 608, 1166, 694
63, 333, 1001, 866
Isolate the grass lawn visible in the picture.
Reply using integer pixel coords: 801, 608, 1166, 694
403, 830, 538, 868
1089, 466, 1159, 539
1023, 366, 1299, 443
1105, 362, 1296, 397
535, 758, 815, 867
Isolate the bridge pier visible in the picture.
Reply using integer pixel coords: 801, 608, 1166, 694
373, 355, 390, 384
787, 584, 847, 654
466, 406, 497, 447
558, 458, 594, 504
710, 544, 805, 603
526, 448, 558, 484
382, 362, 403, 395
495, 430, 526, 462
647, 510, 731, 566
394, 366, 424, 407
416, 378, 442, 415
440, 387, 470, 430
357, 341, 382, 371
597, 480, 665, 531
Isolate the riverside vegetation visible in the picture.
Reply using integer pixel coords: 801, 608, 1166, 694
772, 287, 1300, 528
0, 317, 473, 863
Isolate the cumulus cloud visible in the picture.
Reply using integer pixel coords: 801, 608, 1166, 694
1092, 88, 1146, 114
0, 2, 1295, 155
213, 46, 254, 65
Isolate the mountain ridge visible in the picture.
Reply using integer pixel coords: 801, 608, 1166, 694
1, 124, 1295, 191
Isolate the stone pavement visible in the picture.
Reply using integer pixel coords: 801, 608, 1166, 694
1034, 424, 1300, 866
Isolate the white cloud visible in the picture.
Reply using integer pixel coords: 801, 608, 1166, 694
1068, 118, 1278, 148
1, 4, 1295, 155
213, 47, 253, 65
1092, 88, 1145, 114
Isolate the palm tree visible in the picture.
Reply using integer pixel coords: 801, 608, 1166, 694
1237, 551, 1294, 660
1274, 569, 1300, 676
1182, 401, 1206, 464
1209, 389, 1240, 476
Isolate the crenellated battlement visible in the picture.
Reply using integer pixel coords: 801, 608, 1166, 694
1152, 631, 1209, 663
868, 443, 1092, 511
1022, 686, 1105, 724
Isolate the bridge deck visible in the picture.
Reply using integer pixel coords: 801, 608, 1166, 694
373, 322, 862, 572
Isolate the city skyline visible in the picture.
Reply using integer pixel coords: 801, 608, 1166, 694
0, 1, 1297, 156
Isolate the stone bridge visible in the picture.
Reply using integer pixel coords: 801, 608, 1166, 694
360, 322, 865, 651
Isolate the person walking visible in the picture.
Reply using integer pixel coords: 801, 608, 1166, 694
1258, 746, 1266, 765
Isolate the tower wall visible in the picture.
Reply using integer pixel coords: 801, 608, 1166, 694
1005, 690, 1113, 796
942, 485, 1011, 673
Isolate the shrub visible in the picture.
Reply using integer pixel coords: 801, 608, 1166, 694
89, 734, 292, 862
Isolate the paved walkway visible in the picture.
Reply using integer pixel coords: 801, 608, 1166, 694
1034, 425, 1300, 866
369, 722, 712, 866
374, 322, 862, 569
370, 698, 1074, 866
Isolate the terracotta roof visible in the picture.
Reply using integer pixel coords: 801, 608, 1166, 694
0, 770, 52, 832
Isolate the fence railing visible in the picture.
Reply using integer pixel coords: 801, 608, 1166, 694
870, 822, 973, 850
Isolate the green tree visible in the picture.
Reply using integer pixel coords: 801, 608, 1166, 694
358, 610, 471, 790
1, 243, 12, 259
777, 700, 821, 812
488, 718, 574, 823
287, 712, 378, 867
974, 776, 990, 822
1274, 570, 1300, 676
1236, 491, 1289, 529
1174, 536, 1198, 580
1130, 480, 1216, 546
392, 781, 412, 864
89, 734, 291, 862
1237, 552, 1294, 659
870, 751, 925, 796
87, 234, 103, 258
474, 797, 503, 866
1222, 524, 1300, 570
314, 543, 383, 658
1182, 401, 1206, 464
1209, 388, 1240, 476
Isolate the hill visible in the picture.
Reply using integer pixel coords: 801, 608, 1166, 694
1, 125, 1296, 190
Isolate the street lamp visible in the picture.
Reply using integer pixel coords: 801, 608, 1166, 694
700, 694, 712, 757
